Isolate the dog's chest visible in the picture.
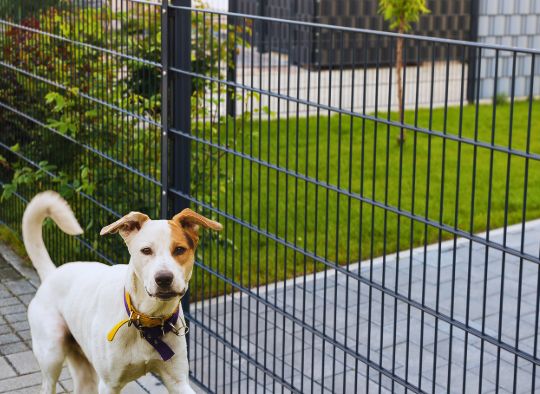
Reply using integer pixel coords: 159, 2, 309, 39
116, 359, 152, 381
112, 349, 163, 382
103, 336, 164, 382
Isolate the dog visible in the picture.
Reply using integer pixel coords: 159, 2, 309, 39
22, 191, 222, 393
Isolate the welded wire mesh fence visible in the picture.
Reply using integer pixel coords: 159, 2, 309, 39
1, 1, 540, 393
0, 0, 162, 265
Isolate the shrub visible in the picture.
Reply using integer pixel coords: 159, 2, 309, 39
0, 1, 252, 279
494, 92, 509, 106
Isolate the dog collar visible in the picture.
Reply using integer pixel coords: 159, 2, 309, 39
106, 290, 188, 361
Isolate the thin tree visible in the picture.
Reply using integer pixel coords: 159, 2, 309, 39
378, 0, 429, 143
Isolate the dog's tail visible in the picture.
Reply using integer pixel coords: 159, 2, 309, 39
22, 191, 83, 280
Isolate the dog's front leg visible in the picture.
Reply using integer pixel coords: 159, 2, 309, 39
155, 359, 195, 394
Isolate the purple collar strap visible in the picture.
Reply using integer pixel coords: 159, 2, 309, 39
122, 292, 188, 361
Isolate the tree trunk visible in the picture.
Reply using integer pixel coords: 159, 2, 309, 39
396, 25, 405, 143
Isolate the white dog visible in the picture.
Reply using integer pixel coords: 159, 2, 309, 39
22, 191, 222, 393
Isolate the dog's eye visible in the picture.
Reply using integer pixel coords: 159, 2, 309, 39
173, 246, 186, 256
141, 247, 153, 255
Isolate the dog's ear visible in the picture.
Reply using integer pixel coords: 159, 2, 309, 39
100, 212, 150, 240
172, 209, 222, 246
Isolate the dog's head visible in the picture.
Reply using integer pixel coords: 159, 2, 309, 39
100, 209, 222, 300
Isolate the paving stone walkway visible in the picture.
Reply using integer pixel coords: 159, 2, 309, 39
1, 221, 539, 393
190, 220, 540, 393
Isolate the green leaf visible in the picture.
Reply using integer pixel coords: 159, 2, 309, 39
1, 183, 16, 201
378, 0, 430, 32
85, 109, 98, 118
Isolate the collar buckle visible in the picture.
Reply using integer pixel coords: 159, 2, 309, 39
169, 316, 189, 336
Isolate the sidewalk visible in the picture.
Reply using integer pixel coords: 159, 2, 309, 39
1, 219, 538, 393
190, 220, 540, 393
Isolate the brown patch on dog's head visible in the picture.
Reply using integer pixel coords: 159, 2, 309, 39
169, 209, 222, 281
170, 208, 222, 251
167, 220, 196, 264
169, 219, 197, 250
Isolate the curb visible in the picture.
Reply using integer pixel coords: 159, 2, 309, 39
0, 240, 40, 288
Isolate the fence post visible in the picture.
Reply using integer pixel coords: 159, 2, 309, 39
160, 0, 169, 219
171, 0, 192, 318
226, 0, 237, 118
467, 0, 480, 103
257, 0, 268, 52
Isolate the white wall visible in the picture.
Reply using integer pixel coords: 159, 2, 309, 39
477, 0, 540, 99
201, 0, 229, 11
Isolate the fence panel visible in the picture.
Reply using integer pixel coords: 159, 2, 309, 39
0, 0, 163, 264
0, 1, 539, 393
168, 6, 540, 394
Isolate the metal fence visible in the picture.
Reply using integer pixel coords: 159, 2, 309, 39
1, 1, 540, 393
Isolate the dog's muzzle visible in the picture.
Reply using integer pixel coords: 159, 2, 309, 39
145, 286, 186, 300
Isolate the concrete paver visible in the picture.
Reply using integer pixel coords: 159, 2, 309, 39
1, 220, 538, 393
190, 220, 540, 393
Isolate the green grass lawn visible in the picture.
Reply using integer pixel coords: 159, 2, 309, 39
2, 100, 538, 301
191, 100, 540, 299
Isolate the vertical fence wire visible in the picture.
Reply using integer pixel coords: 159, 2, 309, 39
167, 6, 540, 393
1, 2, 540, 393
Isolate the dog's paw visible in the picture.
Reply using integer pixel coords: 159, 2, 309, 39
179, 383, 196, 394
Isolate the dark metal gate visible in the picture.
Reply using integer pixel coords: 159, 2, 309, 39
1, 1, 539, 392
164, 4, 540, 393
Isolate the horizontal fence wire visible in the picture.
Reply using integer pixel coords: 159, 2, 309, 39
1, 1, 540, 393
0, 0, 162, 266
173, 6, 540, 394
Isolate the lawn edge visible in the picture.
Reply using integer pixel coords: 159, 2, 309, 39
192, 218, 540, 311
0, 240, 40, 288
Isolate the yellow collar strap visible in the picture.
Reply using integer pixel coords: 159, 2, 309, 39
107, 290, 180, 342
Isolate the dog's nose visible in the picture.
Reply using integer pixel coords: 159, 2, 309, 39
154, 270, 174, 288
